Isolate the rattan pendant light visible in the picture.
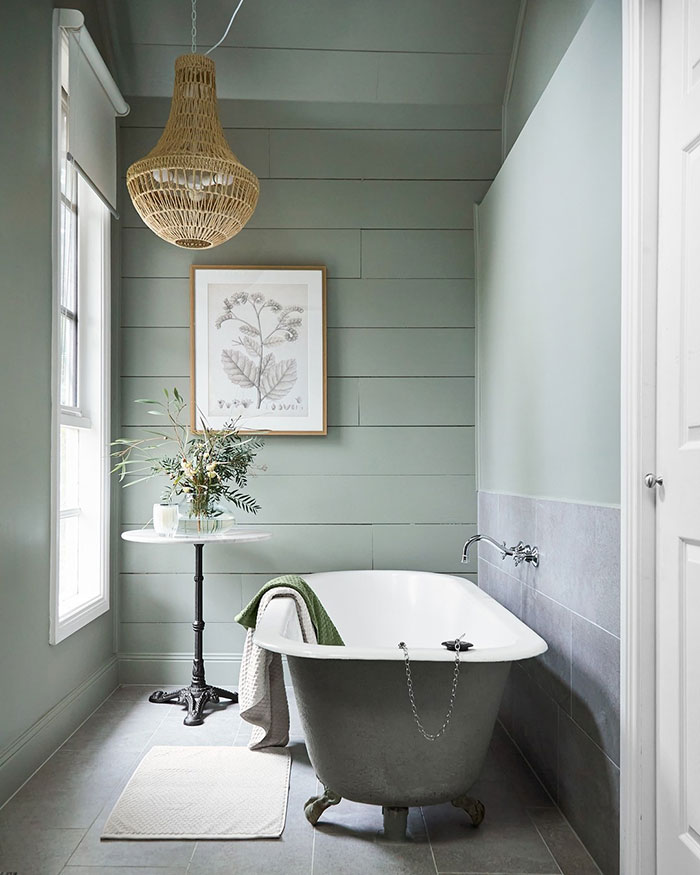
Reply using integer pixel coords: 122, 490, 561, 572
126, 3, 258, 249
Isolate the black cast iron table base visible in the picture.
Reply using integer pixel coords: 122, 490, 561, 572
148, 684, 238, 726
148, 542, 238, 726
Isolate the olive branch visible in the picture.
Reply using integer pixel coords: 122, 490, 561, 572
111, 387, 264, 517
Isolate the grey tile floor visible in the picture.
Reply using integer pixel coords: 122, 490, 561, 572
0, 686, 602, 875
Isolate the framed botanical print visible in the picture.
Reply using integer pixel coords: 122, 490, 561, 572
190, 265, 327, 434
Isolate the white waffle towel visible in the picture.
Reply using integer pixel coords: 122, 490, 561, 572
238, 588, 316, 749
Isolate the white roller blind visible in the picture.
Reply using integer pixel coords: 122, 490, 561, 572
58, 9, 128, 212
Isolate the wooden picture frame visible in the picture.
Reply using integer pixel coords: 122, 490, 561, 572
190, 265, 327, 435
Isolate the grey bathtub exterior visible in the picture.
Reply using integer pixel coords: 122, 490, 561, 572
288, 654, 511, 808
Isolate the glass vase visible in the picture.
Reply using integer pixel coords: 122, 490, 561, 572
176, 495, 236, 535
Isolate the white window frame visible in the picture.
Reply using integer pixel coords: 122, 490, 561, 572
50, 16, 112, 645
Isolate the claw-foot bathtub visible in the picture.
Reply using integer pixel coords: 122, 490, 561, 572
253, 570, 547, 839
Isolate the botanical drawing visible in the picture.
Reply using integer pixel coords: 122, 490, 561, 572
215, 290, 305, 409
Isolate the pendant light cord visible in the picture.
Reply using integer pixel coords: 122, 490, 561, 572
191, 0, 197, 52
204, 0, 246, 55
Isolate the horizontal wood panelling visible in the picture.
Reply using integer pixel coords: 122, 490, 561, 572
117, 85, 497, 675
120, 574, 244, 623
121, 327, 475, 378
376, 52, 509, 105
121, 280, 190, 327
119, 622, 247, 654
120, 475, 477, 525
121, 179, 489, 232
359, 378, 476, 426
122, 97, 504, 131
115, 425, 475, 476
327, 328, 475, 377
124, 45, 510, 105
119, 564, 478, 626
121, 277, 475, 329
269, 131, 500, 180
328, 279, 475, 328
252, 180, 488, 230
122, 228, 361, 279
120, 376, 360, 427
122, 0, 519, 55
121, 328, 189, 376
361, 231, 475, 278
372, 524, 478, 573
119, 525, 375, 574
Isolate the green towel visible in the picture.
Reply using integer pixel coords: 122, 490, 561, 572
235, 574, 345, 646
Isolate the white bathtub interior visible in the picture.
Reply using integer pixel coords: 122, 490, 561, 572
254, 570, 547, 662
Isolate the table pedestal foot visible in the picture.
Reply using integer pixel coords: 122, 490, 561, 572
212, 686, 238, 701
148, 684, 237, 725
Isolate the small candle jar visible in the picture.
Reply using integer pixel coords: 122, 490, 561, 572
153, 502, 179, 536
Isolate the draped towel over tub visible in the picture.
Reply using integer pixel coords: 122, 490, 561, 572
236, 575, 345, 750
238, 587, 316, 749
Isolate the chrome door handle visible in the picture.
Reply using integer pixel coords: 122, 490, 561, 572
644, 473, 663, 488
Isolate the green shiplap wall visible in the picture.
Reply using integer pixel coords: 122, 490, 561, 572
117, 98, 499, 683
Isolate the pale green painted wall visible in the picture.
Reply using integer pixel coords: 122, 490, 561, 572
0, 0, 116, 797
477, 0, 621, 505
504, 0, 596, 155
117, 98, 496, 683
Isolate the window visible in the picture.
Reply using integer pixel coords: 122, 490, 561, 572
51, 13, 127, 643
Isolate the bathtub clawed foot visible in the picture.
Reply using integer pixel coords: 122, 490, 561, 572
451, 795, 486, 827
304, 786, 342, 825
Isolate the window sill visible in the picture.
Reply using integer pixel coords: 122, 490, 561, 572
50, 591, 109, 645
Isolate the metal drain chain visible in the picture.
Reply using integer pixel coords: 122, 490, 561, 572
398, 634, 465, 741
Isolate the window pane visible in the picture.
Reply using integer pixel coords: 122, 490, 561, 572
59, 314, 77, 409
59, 198, 77, 313
59, 101, 69, 195
59, 514, 79, 605
59, 159, 78, 409
60, 425, 80, 511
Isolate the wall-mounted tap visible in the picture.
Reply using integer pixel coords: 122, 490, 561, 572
461, 534, 539, 568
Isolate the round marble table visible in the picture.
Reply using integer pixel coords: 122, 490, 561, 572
122, 528, 272, 725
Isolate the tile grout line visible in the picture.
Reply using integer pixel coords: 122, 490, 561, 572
309, 776, 319, 875
527, 820, 564, 875
479, 556, 620, 640
0, 681, 121, 815
63, 702, 172, 869
186, 837, 198, 873
528, 813, 602, 875
420, 805, 440, 875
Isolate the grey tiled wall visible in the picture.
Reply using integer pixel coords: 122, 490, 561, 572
478, 491, 620, 875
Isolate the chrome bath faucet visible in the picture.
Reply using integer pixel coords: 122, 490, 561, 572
461, 534, 539, 568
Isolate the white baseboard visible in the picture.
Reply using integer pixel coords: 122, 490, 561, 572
0, 656, 119, 806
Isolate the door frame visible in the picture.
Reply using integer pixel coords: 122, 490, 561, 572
620, 0, 661, 872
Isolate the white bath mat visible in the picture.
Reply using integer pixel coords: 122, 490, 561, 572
102, 746, 291, 840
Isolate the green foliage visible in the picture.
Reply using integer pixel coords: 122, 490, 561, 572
111, 387, 264, 517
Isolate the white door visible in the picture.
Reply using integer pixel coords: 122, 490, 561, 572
656, 0, 700, 871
